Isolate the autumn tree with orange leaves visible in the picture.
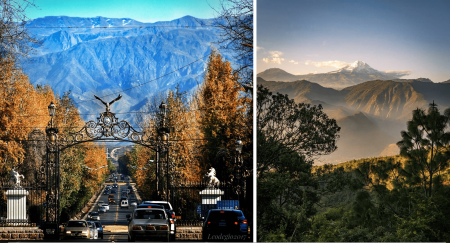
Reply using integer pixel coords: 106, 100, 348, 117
0, 58, 108, 220
0, 58, 54, 177
199, 50, 251, 181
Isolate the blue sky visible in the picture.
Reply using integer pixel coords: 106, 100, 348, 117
257, 0, 450, 82
26, 0, 223, 23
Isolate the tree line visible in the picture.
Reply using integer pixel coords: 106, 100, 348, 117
257, 84, 450, 241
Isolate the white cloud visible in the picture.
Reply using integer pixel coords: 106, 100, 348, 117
305, 60, 350, 68
262, 51, 285, 64
383, 70, 412, 77
257, 46, 264, 51
289, 60, 299, 64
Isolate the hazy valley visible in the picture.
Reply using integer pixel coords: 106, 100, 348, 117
258, 75, 450, 165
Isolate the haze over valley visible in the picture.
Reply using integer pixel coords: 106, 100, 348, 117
258, 71, 450, 164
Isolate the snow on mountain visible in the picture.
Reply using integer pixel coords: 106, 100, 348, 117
22, 16, 226, 123
331, 60, 381, 74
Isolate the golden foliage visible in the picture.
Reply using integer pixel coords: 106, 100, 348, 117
0, 58, 54, 174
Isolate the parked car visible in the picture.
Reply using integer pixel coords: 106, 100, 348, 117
127, 208, 170, 242
202, 209, 248, 241
64, 220, 91, 239
86, 221, 98, 239
142, 201, 176, 241
88, 211, 100, 221
121, 200, 129, 209
101, 203, 110, 211
93, 221, 103, 239
98, 206, 107, 213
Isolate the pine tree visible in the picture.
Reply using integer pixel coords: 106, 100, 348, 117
397, 101, 450, 197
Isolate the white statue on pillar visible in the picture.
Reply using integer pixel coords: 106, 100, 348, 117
10, 168, 25, 187
204, 167, 220, 188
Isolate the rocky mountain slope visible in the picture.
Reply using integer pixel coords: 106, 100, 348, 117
21, 16, 226, 122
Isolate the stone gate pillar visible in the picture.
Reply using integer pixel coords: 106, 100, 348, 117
5, 188, 29, 222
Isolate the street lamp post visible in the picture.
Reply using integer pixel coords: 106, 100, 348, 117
158, 101, 171, 203
235, 139, 243, 207
44, 101, 60, 239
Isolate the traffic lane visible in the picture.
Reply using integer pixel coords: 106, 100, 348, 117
97, 183, 134, 225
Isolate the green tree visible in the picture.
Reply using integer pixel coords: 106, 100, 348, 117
257, 85, 340, 241
397, 101, 450, 197
107, 159, 116, 174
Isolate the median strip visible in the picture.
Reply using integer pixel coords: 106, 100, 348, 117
104, 225, 128, 233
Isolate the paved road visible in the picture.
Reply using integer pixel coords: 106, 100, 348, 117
60, 176, 202, 242
62, 179, 136, 242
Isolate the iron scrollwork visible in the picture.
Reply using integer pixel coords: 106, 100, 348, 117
55, 95, 156, 149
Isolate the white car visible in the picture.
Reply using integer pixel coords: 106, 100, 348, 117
121, 200, 129, 209
98, 206, 107, 213
97, 200, 105, 207
127, 208, 170, 241
101, 203, 110, 211
142, 201, 176, 241
88, 212, 100, 221
86, 221, 98, 239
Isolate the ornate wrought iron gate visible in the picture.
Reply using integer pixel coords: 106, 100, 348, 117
40, 96, 171, 238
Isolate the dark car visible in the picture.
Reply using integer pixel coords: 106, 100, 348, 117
111, 189, 117, 193
202, 209, 248, 242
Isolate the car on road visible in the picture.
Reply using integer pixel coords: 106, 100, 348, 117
103, 190, 110, 195
98, 206, 107, 213
64, 220, 91, 239
130, 199, 137, 207
88, 211, 100, 221
101, 203, 110, 211
127, 208, 170, 242
109, 198, 116, 204
202, 209, 248, 242
86, 221, 98, 239
97, 200, 105, 207
121, 199, 129, 209
141, 201, 176, 241
93, 221, 103, 239
113, 183, 118, 188
108, 194, 115, 199
111, 189, 117, 193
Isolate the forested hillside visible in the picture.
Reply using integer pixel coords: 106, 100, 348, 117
258, 84, 450, 242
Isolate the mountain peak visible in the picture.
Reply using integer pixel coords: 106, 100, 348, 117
334, 60, 379, 74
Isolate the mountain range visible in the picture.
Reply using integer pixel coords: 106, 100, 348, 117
21, 16, 227, 123
258, 60, 430, 89
258, 77, 450, 164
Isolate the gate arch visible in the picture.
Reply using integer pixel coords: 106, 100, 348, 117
40, 95, 171, 238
